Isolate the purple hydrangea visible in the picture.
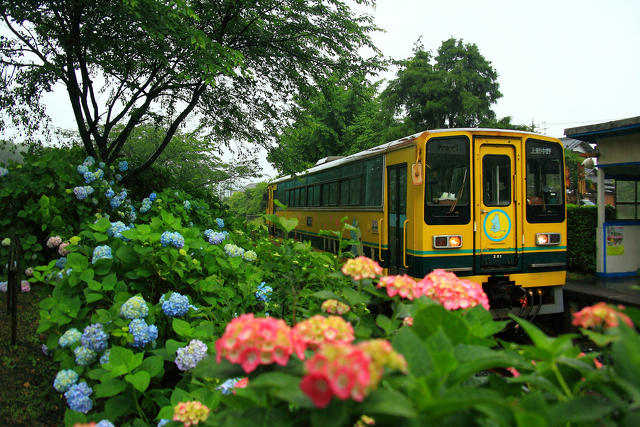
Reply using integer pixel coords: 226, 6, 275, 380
175, 339, 208, 371
81, 323, 109, 352
64, 381, 93, 413
73, 186, 94, 200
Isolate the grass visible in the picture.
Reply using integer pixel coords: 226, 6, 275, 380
0, 288, 65, 426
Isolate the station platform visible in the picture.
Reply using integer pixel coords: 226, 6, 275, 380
564, 274, 640, 308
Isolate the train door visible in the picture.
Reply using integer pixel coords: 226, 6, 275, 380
387, 164, 407, 274
474, 140, 520, 271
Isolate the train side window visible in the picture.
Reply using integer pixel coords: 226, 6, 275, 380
349, 177, 361, 205
340, 180, 349, 206
300, 186, 307, 207
526, 139, 565, 223
329, 181, 339, 206
424, 136, 471, 225
313, 184, 321, 206
321, 184, 330, 206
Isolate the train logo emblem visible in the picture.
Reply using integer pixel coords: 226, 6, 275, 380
483, 209, 511, 242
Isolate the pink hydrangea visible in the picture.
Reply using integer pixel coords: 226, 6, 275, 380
46, 236, 62, 248
173, 401, 209, 426
321, 299, 351, 315
417, 269, 490, 310
293, 315, 354, 351
341, 256, 383, 281
215, 314, 298, 373
377, 274, 421, 300
21, 280, 30, 293
572, 302, 633, 329
58, 242, 70, 256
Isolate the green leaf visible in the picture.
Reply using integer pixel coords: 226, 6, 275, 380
79, 268, 94, 283
116, 245, 138, 264
357, 389, 416, 418
311, 290, 340, 300
104, 394, 134, 418
94, 378, 128, 398
83, 290, 103, 304
172, 318, 193, 338
342, 287, 370, 305
141, 355, 165, 378
101, 273, 117, 290
612, 322, 640, 388
413, 304, 470, 344
125, 371, 151, 393
66, 252, 88, 271
376, 314, 396, 335
64, 409, 86, 426
166, 339, 186, 358
93, 258, 113, 275
392, 327, 434, 377
546, 396, 615, 424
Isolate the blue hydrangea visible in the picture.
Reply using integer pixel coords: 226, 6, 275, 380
119, 189, 127, 199
94, 169, 104, 180
256, 282, 273, 303
128, 319, 158, 348
174, 339, 208, 371
0, 167, 7, 177
224, 243, 245, 257
83, 156, 95, 166
108, 221, 130, 240
109, 196, 123, 209
99, 349, 110, 365
73, 186, 93, 200
98, 162, 106, 168
243, 250, 257, 262
83, 171, 96, 184
215, 217, 225, 229
74, 345, 97, 366
53, 369, 79, 393
120, 295, 149, 319
206, 231, 226, 245
96, 421, 114, 427
81, 323, 109, 352
160, 231, 184, 249
105, 188, 115, 199
77, 164, 89, 175
118, 160, 128, 172
92, 245, 112, 264
217, 377, 245, 395
59, 328, 82, 348
157, 420, 170, 427
128, 205, 137, 222
115, 173, 122, 181
140, 197, 152, 213
64, 381, 93, 413
160, 292, 197, 317
56, 257, 67, 269
149, 192, 157, 201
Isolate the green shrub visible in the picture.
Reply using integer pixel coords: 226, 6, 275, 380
566, 204, 615, 272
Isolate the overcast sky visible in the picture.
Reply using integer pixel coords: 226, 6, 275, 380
38, 0, 639, 180
369, 0, 640, 137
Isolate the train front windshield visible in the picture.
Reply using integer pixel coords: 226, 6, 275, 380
525, 139, 565, 223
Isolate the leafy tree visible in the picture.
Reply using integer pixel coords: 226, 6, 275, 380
0, 0, 381, 182
225, 182, 269, 217
381, 38, 503, 132
267, 73, 386, 175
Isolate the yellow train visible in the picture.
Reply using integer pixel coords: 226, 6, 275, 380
266, 129, 566, 315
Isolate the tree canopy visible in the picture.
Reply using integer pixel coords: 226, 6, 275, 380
0, 0, 381, 181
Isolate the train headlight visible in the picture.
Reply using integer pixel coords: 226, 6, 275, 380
536, 232, 561, 246
433, 235, 462, 248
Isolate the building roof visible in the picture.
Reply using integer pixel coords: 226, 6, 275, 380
564, 116, 640, 143
560, 137, 595, 154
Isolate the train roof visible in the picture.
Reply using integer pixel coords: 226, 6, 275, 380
269, 128, 556, 184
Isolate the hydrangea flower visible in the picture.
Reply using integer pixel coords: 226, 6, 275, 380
417, 269, 490, 310
100, 349, 111, 365
128, 318, 158, 348
0, 281, 7, 293
293, 315, 355, 350
105, 188, 115, 199
59, 328, 82, 348
115, 173, 122, 181
216, 314, 298, 373
58, 242, 70, 256
73, 186, 94, 200
109, 196, 123, 209
1, 237, 10, 246
46, 235, 62, 248
21, 280, 30, 292
217, 377, 249, 395
215, 218, 224, 229
83, 156, 95, 166
64, 381, 93, 413
118, 160, 128, 172
157, 420, 170, 427
74, 345, 98, 366
0, 166, 9, 177
175, 339, 208, 371
81, 323, 109, 352
42, 344, 49, 356
572, 302, 634, 329
96, 421, 115, 427
140, 197, 152, 213
149, 192, 157, 201
321, 299, 351, 315
243, 250, 257, 262
98, 161, 106, 168
341, 257, 383, 281
53, 369, 79, 393
160, 292, 196, 317
205, 230, 226, 245
161, 231, 185, 249
224, 243, 244, 257
173, 401, 210, 427
55, 257, 67, 268
92, 245, 112, 264
25, 267, 34, 276
121, 295, 149, 319
376, 274, 421, 300
94, 169, 104, 180
183, 200, 191, 210
255, 282, 272, 303
77, 164, 89, 175
108, 221, 131, 240
83, 171, 96, 184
